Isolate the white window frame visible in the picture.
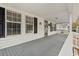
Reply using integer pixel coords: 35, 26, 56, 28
6, 9, 21, 36
25, 16, 34, 33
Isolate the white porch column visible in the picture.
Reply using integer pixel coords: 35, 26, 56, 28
58, 4, 73, 55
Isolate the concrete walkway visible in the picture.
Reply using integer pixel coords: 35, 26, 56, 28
0, 34, 68, 56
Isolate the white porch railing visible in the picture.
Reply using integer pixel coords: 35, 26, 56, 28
58, 32, 73, 56
73, 32, 79, 56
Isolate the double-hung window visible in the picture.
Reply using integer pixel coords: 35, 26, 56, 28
7, 10, 21, 35
25, 16, 33, 33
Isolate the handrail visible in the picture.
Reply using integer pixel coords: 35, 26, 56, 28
58, 32, 73, 56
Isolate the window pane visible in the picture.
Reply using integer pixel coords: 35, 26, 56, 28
7, 10, 13, 21
26, 24, 29, 33
7, 16, 12, 21
7, 10, 21, 22
13, 23, 16, 34
7, 23, 13, 35
16, 23, 21, 34
17, 14, 21, 22
7, 23, 21, 35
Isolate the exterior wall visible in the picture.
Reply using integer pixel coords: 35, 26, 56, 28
48, 21, 58, 36
0, 4, 57, 49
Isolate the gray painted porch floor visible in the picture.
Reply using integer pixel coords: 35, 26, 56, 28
0, 34, 68, 56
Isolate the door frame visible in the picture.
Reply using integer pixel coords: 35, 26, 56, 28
44, 20, 48, 37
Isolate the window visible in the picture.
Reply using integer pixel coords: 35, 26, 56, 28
7, 10, 21, 35
25, 16, 33, 33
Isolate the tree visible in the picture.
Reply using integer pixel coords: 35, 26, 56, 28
72, 20, 79, 32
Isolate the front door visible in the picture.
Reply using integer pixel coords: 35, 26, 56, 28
0, 7, 5, 38
44, 20, 48, 37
